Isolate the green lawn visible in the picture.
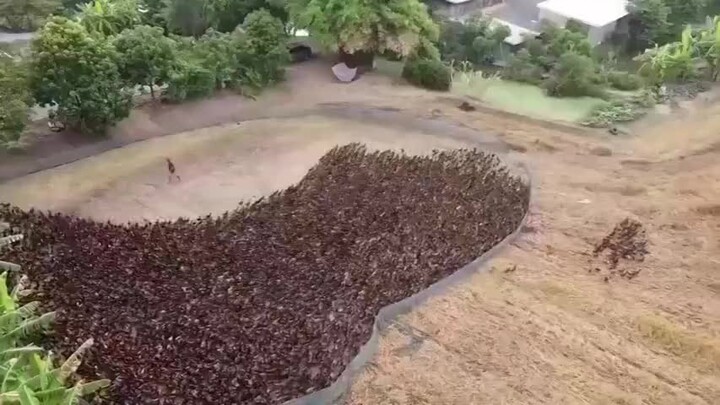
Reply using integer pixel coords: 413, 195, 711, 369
452, 73, 607, 123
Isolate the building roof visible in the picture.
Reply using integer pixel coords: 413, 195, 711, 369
537, 0, 628, 28
492, 19, 539, 46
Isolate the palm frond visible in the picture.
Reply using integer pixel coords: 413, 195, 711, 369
76, 379, 111, 395
0, 312, 56, 343
57, 338, 94, 384
0, 345, 44, 359
0, 261, 21, 272
0, 234, 23, 249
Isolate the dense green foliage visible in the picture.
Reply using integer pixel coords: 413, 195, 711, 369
0, 56, 32, 149
501, 24, 605, 98
402, 58, 451, 91
166, 10, 288, 101
163, 0, 287, 36
212, 0, 288, 33
76, 0, 141, 36
544, 52, 603, 98
628, 0, 707, 48
30, 17, 132, 135
114, 25, 177, 98
438, 17, 510, 65
166, 60, 216, 101
606, 71, 644, 91
164, 0, 213, 37
0, 0, 59, 31
0, 226, 110, 403
637, 26, 699, 83
290, 0, 438, 57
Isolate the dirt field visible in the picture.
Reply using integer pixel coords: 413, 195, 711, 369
1, 62, 719, 404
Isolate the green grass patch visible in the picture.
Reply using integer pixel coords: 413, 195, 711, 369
452, 73, 607, 123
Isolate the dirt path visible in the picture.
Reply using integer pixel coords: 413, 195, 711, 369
1, 62, 719, 404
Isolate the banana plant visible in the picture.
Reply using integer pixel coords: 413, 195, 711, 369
0, 223, 110, 404
698, 16, 720, 81
638, 26, 698, 83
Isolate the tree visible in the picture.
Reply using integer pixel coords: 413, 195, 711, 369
438, 17, 510, 65
290, 0, 438, 60
212, 0, 288, 33
629, 0, 706, 48
0, 0, 59, 31
31, 17, 132, 135
164, 0, 214, 37
0, 56, 32, 149
115, 25, 176, 98
239, 9, 288, 85
76, 0, 142, 36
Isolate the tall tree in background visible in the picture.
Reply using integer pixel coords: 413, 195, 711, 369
213, 0, 288, 33
31, 17, 132, 134
290, 0, 439, 62
114, 25, 177, 98
629, 0, 707, 50
0, 0, 59, 31
0, 55, 32, 148
164, 0, 214, 37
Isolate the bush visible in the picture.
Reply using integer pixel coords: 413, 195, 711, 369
402, 58, 452, 91
607, 71, 644, 91
165, 61, 216, 102
544, 52, 605, 98
583, 101, 643, 127
502, 49, 545, 85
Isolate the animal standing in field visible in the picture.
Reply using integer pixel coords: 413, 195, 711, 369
166, 158, 181, 183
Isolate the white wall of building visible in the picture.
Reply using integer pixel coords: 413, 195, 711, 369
538, 8, 616, 46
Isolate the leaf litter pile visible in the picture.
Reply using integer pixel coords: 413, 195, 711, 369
593, 218, 649, 279
1, 144, 530, 404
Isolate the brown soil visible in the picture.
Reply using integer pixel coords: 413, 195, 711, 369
1, 60, 719, 404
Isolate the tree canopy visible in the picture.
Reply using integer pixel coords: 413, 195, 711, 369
0, 0, 59, 31
31, 17, 132, 134
76, 0, 142, 36
629, 0, 707, 48
290, 0, 438, 57
114, 25, 177, 98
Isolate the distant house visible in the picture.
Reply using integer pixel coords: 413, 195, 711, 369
537, 0, 629, 45
484, 0, 629, 46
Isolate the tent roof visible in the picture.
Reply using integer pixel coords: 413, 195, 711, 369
537, 0, 629, 28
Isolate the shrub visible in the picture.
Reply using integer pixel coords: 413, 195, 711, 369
583, 101, 643, 127
438, 17, 510, 65
607, 71, 644, 91
502, 49, 545, 85
544, 52, 605, 98
165, 61, 216, 102
402, 58, 452, 91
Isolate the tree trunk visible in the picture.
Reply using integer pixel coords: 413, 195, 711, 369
339, 48, 375, 74
149, 80, 156, 99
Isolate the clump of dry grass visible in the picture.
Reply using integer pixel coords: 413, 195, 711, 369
636, 314, 720, 372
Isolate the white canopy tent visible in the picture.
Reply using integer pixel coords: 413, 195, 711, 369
537, 0, 628, 45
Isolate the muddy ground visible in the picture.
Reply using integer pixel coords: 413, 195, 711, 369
1, 60, 719, 404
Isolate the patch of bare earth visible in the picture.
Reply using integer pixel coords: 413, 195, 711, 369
347, 98, 720, 405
